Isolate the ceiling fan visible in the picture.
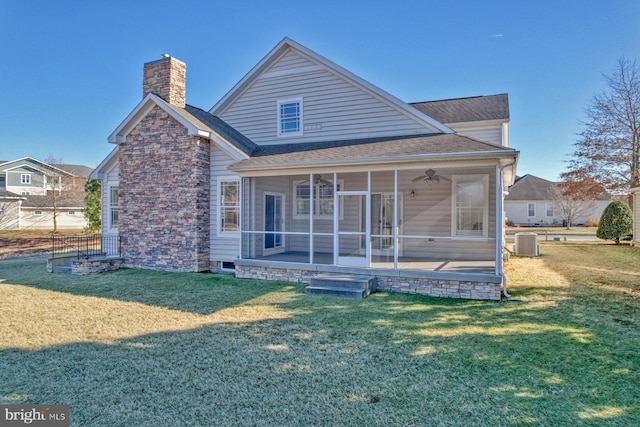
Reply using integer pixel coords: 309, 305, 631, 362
411, 169, 449, 184
302, 174, 332, 185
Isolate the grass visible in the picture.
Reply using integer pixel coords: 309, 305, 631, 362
0, 242, 639, 426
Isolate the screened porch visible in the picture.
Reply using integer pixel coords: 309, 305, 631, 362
237, 166, 504, 276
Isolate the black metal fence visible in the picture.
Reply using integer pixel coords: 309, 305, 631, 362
51, 234, 120, 259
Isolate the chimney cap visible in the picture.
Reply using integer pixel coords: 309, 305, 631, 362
161, 53, 170, 58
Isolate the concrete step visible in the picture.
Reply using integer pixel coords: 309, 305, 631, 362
306, 274, 377, 298
304, 285, 367, 299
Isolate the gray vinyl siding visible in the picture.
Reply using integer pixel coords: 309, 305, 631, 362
210, 144, 241, 263
218, 49, 440, 145
449, 125, 503, 146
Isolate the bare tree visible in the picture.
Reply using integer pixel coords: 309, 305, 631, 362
547, 183, 598, 229
42, 156, 85, 233
562, 57, 640, 193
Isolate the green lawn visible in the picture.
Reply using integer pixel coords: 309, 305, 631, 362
1, 243, 638, 426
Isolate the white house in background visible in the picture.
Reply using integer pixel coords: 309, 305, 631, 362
504, 174, 610, 227
0, 157, 92, 230
90, 37, 519, 300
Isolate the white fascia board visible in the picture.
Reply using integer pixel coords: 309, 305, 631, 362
210, 37, 453, 134
2, 158, 72, 177
90, 146, 119, 180
446, 119, 509, 129
109, 94, 203, 144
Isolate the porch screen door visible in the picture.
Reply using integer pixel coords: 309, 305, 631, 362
264, 193, 283, 252
336, 191, 369, 267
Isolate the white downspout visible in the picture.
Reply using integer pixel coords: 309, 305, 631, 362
497, 161, 516, 298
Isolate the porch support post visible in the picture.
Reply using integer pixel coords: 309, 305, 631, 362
495, 165, 503, 276
309, 172, 314, 264
333, 172, 338, 266
367, 171, 372, 266
393, 169, 398, 270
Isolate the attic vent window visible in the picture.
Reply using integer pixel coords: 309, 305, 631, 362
277, 97, 303, 137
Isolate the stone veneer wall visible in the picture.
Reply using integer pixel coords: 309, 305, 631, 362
143, 57, 186, 108
234, 263, 502, 301
119, 105, 210, 272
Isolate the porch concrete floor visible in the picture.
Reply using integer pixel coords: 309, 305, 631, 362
250, 252, 495, 275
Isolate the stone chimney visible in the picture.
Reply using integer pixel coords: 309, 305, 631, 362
142, 54, 186, 108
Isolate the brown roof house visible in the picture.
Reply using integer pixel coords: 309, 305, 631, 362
0, 157, 91, 230
90, 38, 519, 300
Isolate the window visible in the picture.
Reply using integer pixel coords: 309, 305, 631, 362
34, 210, 42, 215
219, 177, 240, 234
277, 97, 303, 136
452, 175, 489, 237
68, 211, 76, 215
546, 203, 554, 217
21, 191, 30, 195
527, 203, 536, 217
21, 174, 31, 184
110, 186, 119, 229
293, 179, 342, 219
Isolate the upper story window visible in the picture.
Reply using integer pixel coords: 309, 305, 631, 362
277, 97, 303, 137
21, 174, 31, 184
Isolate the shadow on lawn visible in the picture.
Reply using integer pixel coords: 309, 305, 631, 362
1, 256, 638, 425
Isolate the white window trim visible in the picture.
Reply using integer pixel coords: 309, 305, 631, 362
527, 202, 536, 217
451, 174, 489, 238
217, 176, 241, 237
21, 173, 31, 184
292, 179, 344, 220
34, 210, 43, 216
277, 97, 303, 137
108, 183, 119, 232
545, 203, 554, 217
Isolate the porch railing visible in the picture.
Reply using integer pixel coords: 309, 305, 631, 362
51, 234, 121, 259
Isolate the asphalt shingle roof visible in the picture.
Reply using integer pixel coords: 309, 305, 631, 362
505, 174, 554, 200
231, 133, 517, 170
21, 194, 85, 208
410, 94, 509, 124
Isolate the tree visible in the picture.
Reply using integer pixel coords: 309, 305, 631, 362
43, 156, 86, 233
83, 179, 101, 233
596, 201, 633, 244
562, 58, 640, 193
547, 183, 598, 229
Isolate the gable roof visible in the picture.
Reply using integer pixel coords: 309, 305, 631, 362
410, 94, 509, 124
505, 174, 554, 200
0, 157, 83, 177
108, 93, 256, 160
231, 133, 518, 172
210, 37, 453, 135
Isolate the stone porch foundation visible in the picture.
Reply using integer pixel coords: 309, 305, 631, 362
235, 260, 502, 301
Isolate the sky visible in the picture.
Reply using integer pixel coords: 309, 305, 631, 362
1, 0, 639, 181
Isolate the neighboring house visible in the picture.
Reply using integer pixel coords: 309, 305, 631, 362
504, 174, 610, 227
0, 189, 26, 230
630, 186, 640, 246
90, 38, 519, 300
0, 157, 92, 230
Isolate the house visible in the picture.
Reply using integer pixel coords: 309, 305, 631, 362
504, 174, 609, 227
0, 157, 92, 230
90, 38, 519, 300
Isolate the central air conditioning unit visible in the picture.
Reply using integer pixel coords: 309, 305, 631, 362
514, 232, 539, 257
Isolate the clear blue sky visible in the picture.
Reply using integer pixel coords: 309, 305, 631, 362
1, 0, 639, 181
